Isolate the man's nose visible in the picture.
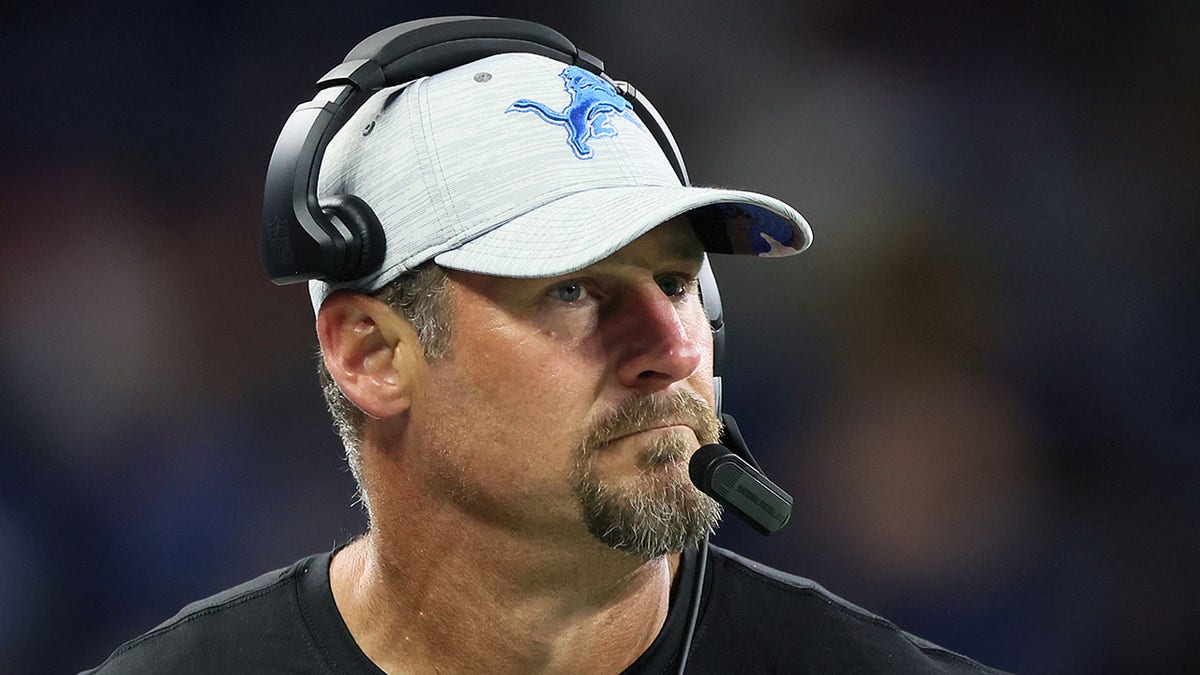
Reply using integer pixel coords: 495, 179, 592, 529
609, 283, 704, 390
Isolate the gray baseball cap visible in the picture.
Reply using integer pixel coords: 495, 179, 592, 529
309, 52, 812, 311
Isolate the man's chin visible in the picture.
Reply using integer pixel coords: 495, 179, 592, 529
575, 464, 723, 559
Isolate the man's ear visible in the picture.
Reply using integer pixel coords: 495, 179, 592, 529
316, 290, 422, 419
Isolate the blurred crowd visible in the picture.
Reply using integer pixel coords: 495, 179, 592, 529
2, 2, 1197, 672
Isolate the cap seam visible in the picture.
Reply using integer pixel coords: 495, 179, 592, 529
409, 77, 457, 251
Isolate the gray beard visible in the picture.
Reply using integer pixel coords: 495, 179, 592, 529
571, 391, 724, 559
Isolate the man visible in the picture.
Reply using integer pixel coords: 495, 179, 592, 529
85, 18, 1000, 674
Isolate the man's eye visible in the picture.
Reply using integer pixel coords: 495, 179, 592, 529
656, 275, 689, 297
552, 282, 585, 303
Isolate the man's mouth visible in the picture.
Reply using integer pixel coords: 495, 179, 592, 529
579, 390, 721, 462
606, 422, 696, 446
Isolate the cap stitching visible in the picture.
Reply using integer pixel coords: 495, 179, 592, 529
406, 77, 456, 261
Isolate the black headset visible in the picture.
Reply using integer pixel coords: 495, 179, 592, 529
260, 16, 763, 672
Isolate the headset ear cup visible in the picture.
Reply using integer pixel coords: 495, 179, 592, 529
318, 195, 386, 281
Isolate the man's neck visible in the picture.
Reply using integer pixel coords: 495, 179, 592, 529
329, 527, 682, 674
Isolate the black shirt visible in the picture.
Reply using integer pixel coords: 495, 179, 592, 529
83, 544, 1002, 674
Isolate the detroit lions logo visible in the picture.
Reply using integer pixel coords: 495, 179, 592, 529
506, 66, 640, 159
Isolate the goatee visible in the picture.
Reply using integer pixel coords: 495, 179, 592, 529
571, 390, 724, 559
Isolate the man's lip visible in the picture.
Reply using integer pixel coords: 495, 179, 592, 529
606, 423, 695, 444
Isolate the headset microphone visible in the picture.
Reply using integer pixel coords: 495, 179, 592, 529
688, 412, 793, 534
690, 444, 792, 535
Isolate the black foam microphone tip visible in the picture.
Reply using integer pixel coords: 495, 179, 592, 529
689, 444, 793, 535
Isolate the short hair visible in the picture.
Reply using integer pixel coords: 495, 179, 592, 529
316, 261, 451, 514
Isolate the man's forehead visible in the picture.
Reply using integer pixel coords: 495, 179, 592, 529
592, 215, 704, 270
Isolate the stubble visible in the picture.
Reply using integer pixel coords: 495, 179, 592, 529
571, 390, 724, 559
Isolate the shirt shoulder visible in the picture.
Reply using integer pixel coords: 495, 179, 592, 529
692, 545, 1006, 674
81, 555, 331, 674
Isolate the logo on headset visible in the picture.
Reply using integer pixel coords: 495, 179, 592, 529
265, 216, 294, 267
506, 66, 640, 159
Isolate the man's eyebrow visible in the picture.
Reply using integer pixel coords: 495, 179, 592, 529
662, 240, 706, 266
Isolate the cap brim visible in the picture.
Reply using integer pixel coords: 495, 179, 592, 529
433, 185, 812, 278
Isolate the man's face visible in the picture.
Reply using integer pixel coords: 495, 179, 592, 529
407, 217, 722, 558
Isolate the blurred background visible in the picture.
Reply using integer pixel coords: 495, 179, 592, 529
3, 1, 1197, 672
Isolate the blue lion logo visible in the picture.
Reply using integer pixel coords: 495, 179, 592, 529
507, 66, 640, 159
